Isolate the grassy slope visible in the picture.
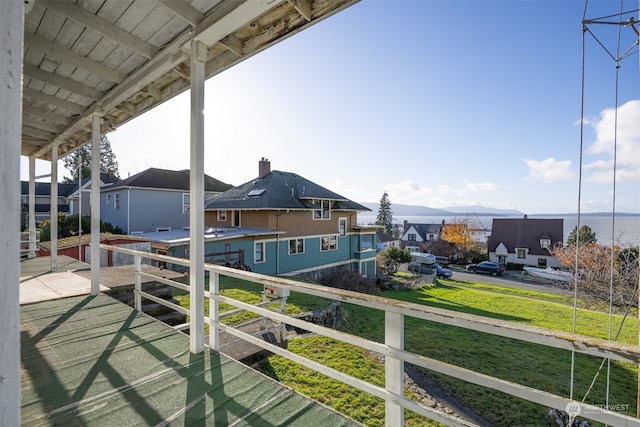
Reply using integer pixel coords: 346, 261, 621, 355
176, 277, 638, 426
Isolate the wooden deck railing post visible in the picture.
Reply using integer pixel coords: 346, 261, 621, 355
385, 311, 404, 427
210, 271, 220, 351
134, 254, 142, 311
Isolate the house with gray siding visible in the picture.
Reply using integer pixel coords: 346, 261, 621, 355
100, 168, 232, 234
20, 181, 75, 227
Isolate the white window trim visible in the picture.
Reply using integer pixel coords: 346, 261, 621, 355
288, 238, 305, 255
338, 217, 347, 236
218, 210, 227, 221
313, 200, 330, 220
320, 235, 338, 252
182, 193, 190, 214
114, 192, 120, 209
255, 241, 265, 263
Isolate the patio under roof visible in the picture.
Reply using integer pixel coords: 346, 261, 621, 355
3, 1, 361, 425
21, 0, 358, 161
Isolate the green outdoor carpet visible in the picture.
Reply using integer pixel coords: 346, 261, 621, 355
20, 294, 360, 427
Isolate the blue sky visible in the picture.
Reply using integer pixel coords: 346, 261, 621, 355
21, 0, 640, 214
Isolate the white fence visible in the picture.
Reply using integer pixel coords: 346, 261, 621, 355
100, 244, 640, 427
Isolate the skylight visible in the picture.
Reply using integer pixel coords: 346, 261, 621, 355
247, 189, 266, 196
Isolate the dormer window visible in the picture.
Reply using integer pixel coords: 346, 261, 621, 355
313, 200, 330, 220
540, 238, 551, 250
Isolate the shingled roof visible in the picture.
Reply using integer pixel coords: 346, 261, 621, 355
108, 168, 233, 192
205, 170, 370, 212
403, 223, 442, 240
20, 181, 77, 197
488, 217, 564, 255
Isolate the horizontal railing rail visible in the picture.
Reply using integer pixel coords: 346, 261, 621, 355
100, 244, 640, 427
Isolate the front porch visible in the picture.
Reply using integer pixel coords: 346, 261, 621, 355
21, 293, 358, 426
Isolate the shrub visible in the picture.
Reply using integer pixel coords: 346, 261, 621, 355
317, 268, 379, 295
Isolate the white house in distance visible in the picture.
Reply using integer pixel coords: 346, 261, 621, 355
488, 217, 563, 268
400, 221, 441, 253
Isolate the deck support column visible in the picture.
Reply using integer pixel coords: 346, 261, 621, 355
385, 312, 404, 427
0, 0, 24, 424
189, 39, 208, 354
91, 113, 102, 295
28, 157, 36, 258
50, 144, 59, 271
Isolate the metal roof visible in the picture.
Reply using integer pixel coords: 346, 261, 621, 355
22, 0, 358, 161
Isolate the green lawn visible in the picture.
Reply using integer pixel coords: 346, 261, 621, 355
176, 276, 638, 427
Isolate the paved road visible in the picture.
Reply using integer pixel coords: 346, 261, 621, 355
449, 268, 571, 295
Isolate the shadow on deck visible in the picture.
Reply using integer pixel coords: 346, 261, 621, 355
20, 294, 360, 426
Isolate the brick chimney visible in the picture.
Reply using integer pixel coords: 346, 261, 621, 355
259, 157, 270, 178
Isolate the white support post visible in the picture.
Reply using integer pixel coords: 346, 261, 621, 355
50, 144, 58, 271
209, 272, 220, 351
385, 312, 404, 427
28, 157, 36, 258
189, 39, 208, 354
0, 1, 24, 425
134, 254, 142, 311
91, 114, 101, 295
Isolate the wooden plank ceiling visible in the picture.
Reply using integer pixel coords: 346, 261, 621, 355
22, 0, 357, 161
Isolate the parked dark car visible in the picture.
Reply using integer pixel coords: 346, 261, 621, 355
433, 263, 453, 279
466, 261, 505, 276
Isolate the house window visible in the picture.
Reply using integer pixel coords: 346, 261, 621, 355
427, 234, 435, 241
106, 194, 111, 206
289, 238, 304, 255
182, 193, 190, 214
360, 234, 373, 250
255, 242, 265, 263
408, 233, 416, 241
517, 249, 526, 259
321, 235, 337, 251
313, 200, 330, 220
218, 210, 227, 221
114, 193, 120, 209
156, 227, 171, 232
538, 258, 547, 267
339, 218, 347, 236
540, 239, 551, 250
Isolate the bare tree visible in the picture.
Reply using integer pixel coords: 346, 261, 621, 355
551, 242, 639, 308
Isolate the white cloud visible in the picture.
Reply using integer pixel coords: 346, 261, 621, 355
585, 99, 640, 183
523, 158, 575, 183
465, 181, 505, 192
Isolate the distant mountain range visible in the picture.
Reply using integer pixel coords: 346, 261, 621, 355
358, 202, 523, 217
359, 202, 640, 217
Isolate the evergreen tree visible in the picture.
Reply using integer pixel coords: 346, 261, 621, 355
375, 191, 393, 234
566, 225, 597, 247
63, 135, 120, 182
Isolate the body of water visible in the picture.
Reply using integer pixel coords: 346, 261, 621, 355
358, 214, 640, 247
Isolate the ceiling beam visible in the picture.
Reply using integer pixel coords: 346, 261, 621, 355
22, 117, 63, 134
287, 0, 312, 22
157, 0, 205, 26
22, 125, 54, 141
192, 0, 286, 47
23, 104, 73, 126
219, 35, 243, 56
40, 0, 159, 59
24, 32, 127, 83
24, 64, 103, 100
23, 87, 87, 115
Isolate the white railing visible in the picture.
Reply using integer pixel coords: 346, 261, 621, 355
100, 244, 640, 427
